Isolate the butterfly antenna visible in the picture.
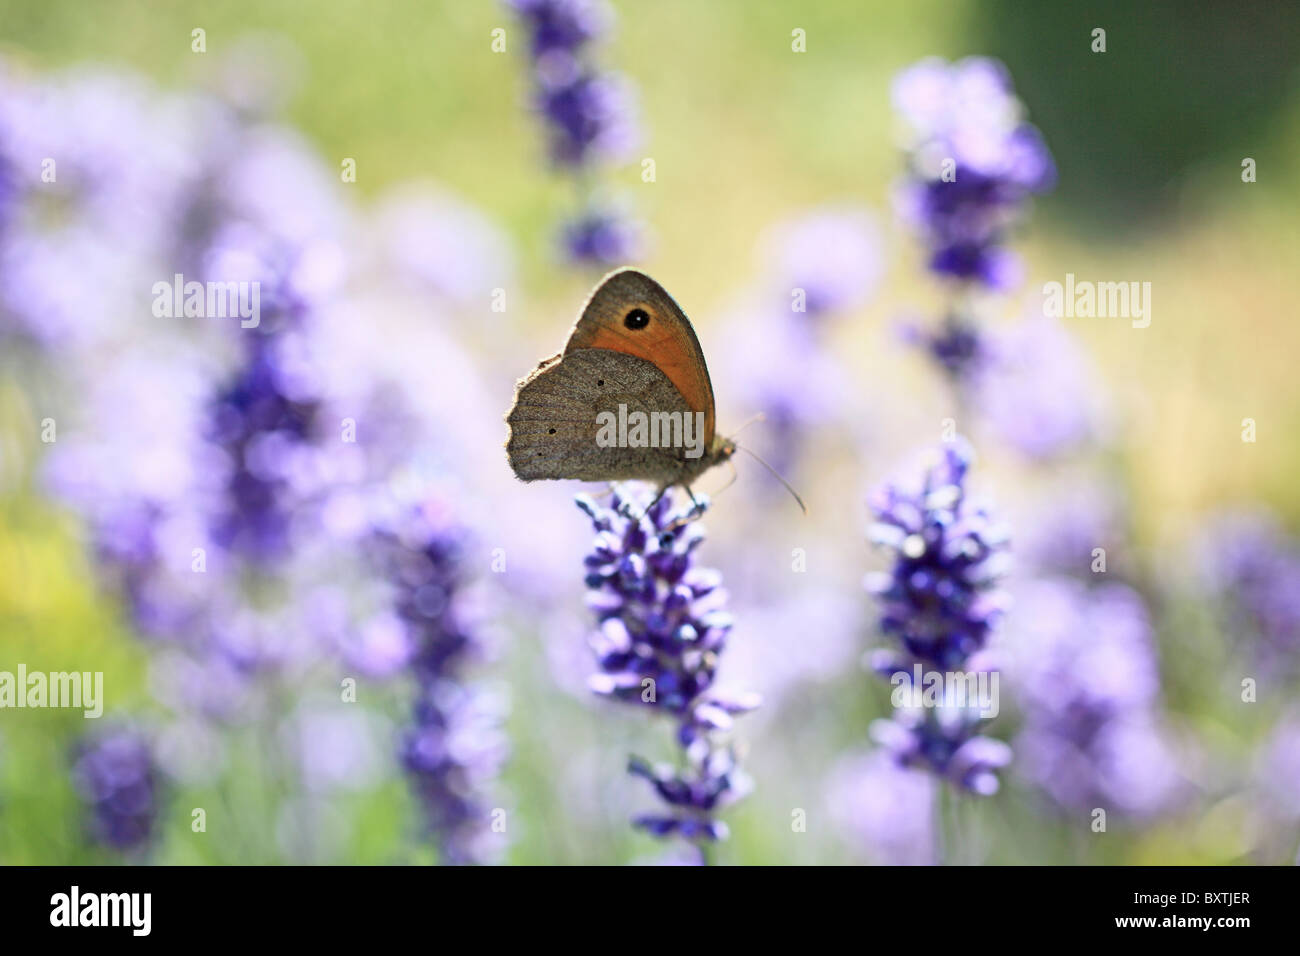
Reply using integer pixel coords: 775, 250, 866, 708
727, 411, 767, 441
735, 444, 808, 515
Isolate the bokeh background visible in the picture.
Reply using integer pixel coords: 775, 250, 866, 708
2, 0, 1299, 864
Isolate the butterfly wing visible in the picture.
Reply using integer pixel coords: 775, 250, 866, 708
564, 269, 716, 445
506, 348, 704, 484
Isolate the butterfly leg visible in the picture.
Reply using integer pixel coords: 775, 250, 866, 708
605, 482, 644, 520
657, 484, 707, 530
684, 484, 703, 516
640, 483, 670, 522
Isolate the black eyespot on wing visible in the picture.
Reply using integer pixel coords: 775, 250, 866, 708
624, 308, 649, 330
548, 428, 556, 434
597, 379, 604, 386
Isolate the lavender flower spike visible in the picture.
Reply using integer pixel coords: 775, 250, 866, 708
870, 704, 1011, 796
507, 0, 636, 169
865, 438, 1010, 672
372, 498, 508, 866
562, 202, 645, 266
71, 727, 161, 853
506, 0, 644, 267
893, 56, 1055, 290
865, 438, 1012, 796
577, 489, 758, 852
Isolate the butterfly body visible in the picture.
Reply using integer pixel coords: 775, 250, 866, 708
506, 269, 734, 492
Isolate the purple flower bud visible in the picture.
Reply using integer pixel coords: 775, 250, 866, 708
561, 203, 644, 266
1196, 510, 1300, 674
868, 438, 1010, 670
1004, 577, 1182, 817
892, 57, 1055, 290
72, 728, 161, 852
506, 0, 612, 59
535, 69, 638, 168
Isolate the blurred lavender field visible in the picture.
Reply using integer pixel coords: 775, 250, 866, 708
1, 1, 1298, 866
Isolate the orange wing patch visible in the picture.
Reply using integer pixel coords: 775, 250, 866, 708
563, 269, 716, 443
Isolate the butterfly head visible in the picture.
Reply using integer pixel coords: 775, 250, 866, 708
711, 435, 737, 464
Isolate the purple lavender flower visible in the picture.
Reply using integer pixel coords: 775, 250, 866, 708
866, 438, 1010, 671
371, 184, 514, 306
1195, 510, 1300, 671
533, 68, 637, 168
0, 66, 205, 347
893, 57, 1055, 290
716, 304, 847, 488
284, 703, 388, 794
507, 0, 644, 266
371, 498, 508, 865
507, 0, 611, 61
1013, 479, 1126, 580
204, 332, 325, 563
1017, 714, 1180, 819
508, 0, 636, 169
971, 312, 1106, 461
45, 330, 345, 692
898, 312, 990, 383
0, 162, 15, 239
1008, 579, 1158, 718
865, 438, 1012, 795
1004, 577, 1181, 817
71, 728, 161, 852
402, 680, 509, 865
870, 701, 1011, 796
721, 586, 863, 712
0, 70, 19, 238
42, 345, 225, 646
561, 202, 644, 266
24, 56, 515, 869
36, 77, 380, 701
714, 208, 879, 487
186, 126, 347, 331
760, 207, 882, 320
577, 489, 758, 851
1254, 714, 1300, 822
827, 751, 936, 865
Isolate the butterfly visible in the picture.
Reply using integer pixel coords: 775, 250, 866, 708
505, 269, 737, 500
